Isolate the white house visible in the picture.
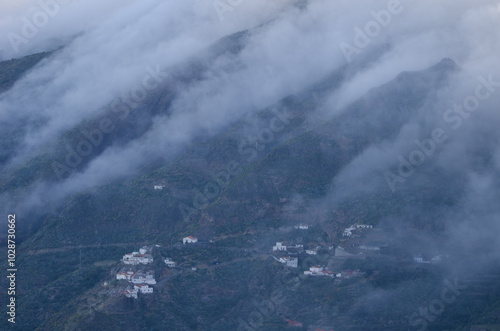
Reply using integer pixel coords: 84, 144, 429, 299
320, 270, 336, 278
343, 224, 372, 237
356, 224, 373, 229
134, 284, 153, 294
304, 266, 336, 278
154, 185, 165, 190
310, 266, 323, 273
138, 254, 153, 264
279, 257, 298, 268
164, 258, 176, 267
273, 242, 287, 251
122, 252, 153, 265
343, 226, 356, 237
116, 272, 128, 280
131, 273, 156, 285
116, 271, 135, 281
306, 249, 318, 255
124, 288, 138, 299
183, 236, 198, 244
123, 252, 138, 264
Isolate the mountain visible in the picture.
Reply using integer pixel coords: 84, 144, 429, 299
1, 1, 500, 330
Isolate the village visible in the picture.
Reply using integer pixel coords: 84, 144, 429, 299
116, 246, 156, 298
114, 236, 199, 299
111, 219, 445, 301
98, 189, 449, 331
268, 223, 375, 284
109, 185, 445, 302
105, 222, 376, 331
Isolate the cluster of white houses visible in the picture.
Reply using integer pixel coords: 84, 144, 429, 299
119, 236, 200, 298
272, 241, 332, 256
117, 271, 157, 284
271, 236, 335, 269
123, 284, 154, 298
119, 247, 157, 298
117, 270, 156, 298
122, 247, 153, 265
343, 224, 373, 237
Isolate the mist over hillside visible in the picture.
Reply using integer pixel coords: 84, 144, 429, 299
1, 0, 500, 330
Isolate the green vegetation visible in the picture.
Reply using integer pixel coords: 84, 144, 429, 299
0, 51, 53, 92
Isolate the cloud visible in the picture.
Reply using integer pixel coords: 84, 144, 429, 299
1, 6, 500, 330
0, 0, 500, 275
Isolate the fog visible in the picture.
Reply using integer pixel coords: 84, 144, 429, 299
1, 0, 500, 275
2, 2, 500, 330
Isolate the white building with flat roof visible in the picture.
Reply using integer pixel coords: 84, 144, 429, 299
306, 248, 318, 255
116, 271, 135, 281
304, 266, 336, 278
134, 284, 153, 294
122, 252, 153, 265
310, 266, 323, 273
131, 273, 156, 285
124, 288, 138, 299
183, 236, 198, 244
164, 258, 176, 267
356, 224, 373, 229
343, 226, 356, 237
273, 242, 287, 251
279, 257, 298, 268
